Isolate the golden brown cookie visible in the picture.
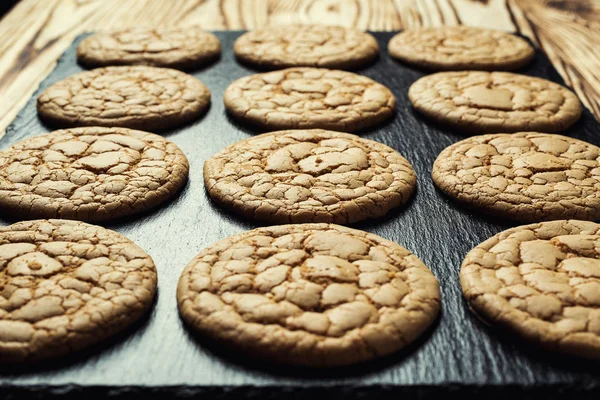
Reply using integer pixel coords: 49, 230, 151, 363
432, 132, 600, 222
37, 66, 210, 132
177, 223, 440, 367
234, 25, 379, 70
0, 127, 189, 222
461, 220, 600, 359
388, 27, 534, 71
0, 219, 157, 362
408, 71, 582, 133
204, 129, 416, 224
224, 68, 395, 132
77, 26, 221, 70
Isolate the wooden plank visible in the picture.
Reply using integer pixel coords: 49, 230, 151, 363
513, 0, 600, 122
0, 0, 598, 137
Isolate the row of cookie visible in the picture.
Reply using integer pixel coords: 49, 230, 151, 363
36, 64, 391, 133
3, 127, 598, 225
37, 63, 582, 141
208, 130, 600, 224
76, 25, 536, 73
2, 218, 597, 364
181, 220, 600, 362
77, 25, 377, 71
0, 127, 396, 223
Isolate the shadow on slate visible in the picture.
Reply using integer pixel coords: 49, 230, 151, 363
0, 31, 598, 399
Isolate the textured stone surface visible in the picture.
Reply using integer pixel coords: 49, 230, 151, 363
37, 66, 210, 131
204, 129, 416, 224
77, 26, 221, 70
388, 26, 534, 71
409, 71, 582, 133
0, 219, 157, 362
224, 67, 395, 132
2, 31, 599, 396
0, 127, 189, 222
461, 220, 600, 359
177, 223, 440, 367
234, 25, 379, 70
432, 132, 600, 222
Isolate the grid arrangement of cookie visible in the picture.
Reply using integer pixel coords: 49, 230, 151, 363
0, 23, 597, 367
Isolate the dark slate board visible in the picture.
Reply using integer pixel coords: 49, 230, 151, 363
0, 31, 598, 400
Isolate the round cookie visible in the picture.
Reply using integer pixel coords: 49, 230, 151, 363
77, 26, 221, 70
0, 219, 157, 362
0, 127, 189, 222
461, 220, 600, 359
388, 26, 534, 71
234, 25, 379, 70
177, 223, 440, 367
224, 68, 395, 132
204, 129, 416, 224
432, 132, 600, 222
408, 71, 582, 134
37, 66, 210, 132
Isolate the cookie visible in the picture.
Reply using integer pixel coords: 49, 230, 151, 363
432, 132, 600, 222
461, 220, 600, 359
177, 223, 440, 367
388, 26, 534, 71
77, 26, 221, 70
204, 129, 416, 224
224, 68, 395, 132
0, 219, 157, 362
37, 66, 210, 132
408, 71, 582, 134
234, 25, 378, 70
0, 127, 189, 222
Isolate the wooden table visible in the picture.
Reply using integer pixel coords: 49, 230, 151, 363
0, 0, 598, 137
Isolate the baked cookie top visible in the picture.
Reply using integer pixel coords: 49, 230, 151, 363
389, 26, 534, 71
224, 68, 395, 132
177, 223, 440, 367
77, 26, 221, 70
432, 132, 600, 222
0, 219, 157, 362
204, 129, 416, 224
234, 25, 379, 70
461, 220, 600, 359
408, 71, 582, 133
0, 127, 189, 222
37, 66, 210, 132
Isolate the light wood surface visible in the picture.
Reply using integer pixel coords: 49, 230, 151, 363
0, 0, 598, 137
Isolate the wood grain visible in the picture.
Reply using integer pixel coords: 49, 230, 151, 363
0, 0, 598, 137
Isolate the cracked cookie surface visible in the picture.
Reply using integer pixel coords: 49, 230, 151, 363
177, 223, 440, 367
204, 129, 416, 224
408, 71, 582, 133
0, 219, 157, 362
224, 68, 395, 132
77, 26, 221, 70
461, 220, 600, 359
234, 25, 379, 70
37, 66, 211, 132
388, 26, 534, 71
0, 127, 189, 222
432, 132, 600, 222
